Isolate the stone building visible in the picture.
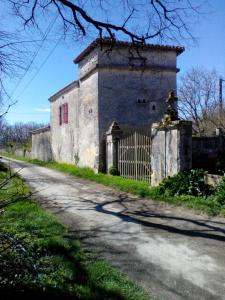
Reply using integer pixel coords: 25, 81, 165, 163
34, 38, 184, 171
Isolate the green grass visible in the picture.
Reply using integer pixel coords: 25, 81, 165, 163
2, 152, 225, 217
0, 168, 155, 299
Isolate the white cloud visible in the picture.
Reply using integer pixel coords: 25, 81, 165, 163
35, 108, 50, 113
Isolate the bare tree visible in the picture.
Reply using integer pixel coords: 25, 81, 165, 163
0, 31, 19, 118
0, 28, 39, 119
178, 67, 223, 136
0, 122, 47, 146
6, 0, 206, 44
0, 115, 5, 132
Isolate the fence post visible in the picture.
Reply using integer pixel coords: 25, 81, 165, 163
134, 131, 138, 180
106, 122, 122, 173
151, 120, 192, 186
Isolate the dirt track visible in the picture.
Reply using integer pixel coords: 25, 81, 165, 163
6, 158, 225, 300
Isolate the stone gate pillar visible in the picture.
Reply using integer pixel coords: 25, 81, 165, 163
106, 122, 122, 173
151, 120, 192, 186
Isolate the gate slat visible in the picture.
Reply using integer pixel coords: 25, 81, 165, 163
118, 129, 151, 182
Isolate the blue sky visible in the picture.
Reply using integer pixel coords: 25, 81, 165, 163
4, 0, 225, 124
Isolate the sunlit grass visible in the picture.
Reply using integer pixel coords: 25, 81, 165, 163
2, 152, 225, 217
0, 168, 155, 299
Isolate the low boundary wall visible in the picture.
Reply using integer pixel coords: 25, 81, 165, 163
31, 126, 52, 161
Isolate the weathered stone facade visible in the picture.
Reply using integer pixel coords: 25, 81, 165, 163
34, 39, 184, 171
32, 127, 52, 161
151, 120, 192, 186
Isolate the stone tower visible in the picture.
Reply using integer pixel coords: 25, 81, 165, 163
49, 38, 184, 171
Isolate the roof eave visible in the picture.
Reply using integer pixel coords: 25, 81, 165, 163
73, 38, 185, 64
48, 80, 79, 102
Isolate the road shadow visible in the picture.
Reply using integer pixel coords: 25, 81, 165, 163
95, 194, 225, 242
40, 191, 225, 243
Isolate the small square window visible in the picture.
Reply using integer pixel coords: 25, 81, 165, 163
150, 102, 156, 114
137, 98, 147, 104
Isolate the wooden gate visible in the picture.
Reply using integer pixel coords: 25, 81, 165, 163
118, 131, 151, 182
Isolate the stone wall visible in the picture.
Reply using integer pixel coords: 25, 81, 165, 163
15, 148, 32, 158
192, 132, 225, 173
50, 85, 79, 164
50, 72, 99, 170
32, 127, 52, 161
78, 71, 99, 169
77, 43, 179, 144
98, 69, 176, 137
98, 46, 178, 69
78, 47, 98, 79
151, 120, 192, 186
96, 48, 178, 171
0, 147, 32, 159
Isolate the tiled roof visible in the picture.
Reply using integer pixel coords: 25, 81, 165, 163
74, 38, 184, 64
49, 80, 79, 102
31, 126, 50, 134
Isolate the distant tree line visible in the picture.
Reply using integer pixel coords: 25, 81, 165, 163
0, 121, 47, 147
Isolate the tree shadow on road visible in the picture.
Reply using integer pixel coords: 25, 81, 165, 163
45, 192, 225, 243
95, 194, 225, 242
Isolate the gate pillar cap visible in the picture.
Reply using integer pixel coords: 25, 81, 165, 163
152, 120, 192, 129
106, 121, 122, 135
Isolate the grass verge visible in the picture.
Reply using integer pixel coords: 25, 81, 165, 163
0, 166, 154, 299
1, 153, 225, 217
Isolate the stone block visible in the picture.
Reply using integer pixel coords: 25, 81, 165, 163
151, 120, 192, 186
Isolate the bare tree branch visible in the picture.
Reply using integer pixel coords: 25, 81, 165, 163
178, 67, 223, 136
6, 0, 206, 44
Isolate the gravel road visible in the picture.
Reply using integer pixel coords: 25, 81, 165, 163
4, 158, 225, 300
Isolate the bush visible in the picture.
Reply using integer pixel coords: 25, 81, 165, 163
158, 169, 213, 197
214, 177, 225, 206
216, 154, 225, 175
108, 166, 120, 176
0, 162, 8, 172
